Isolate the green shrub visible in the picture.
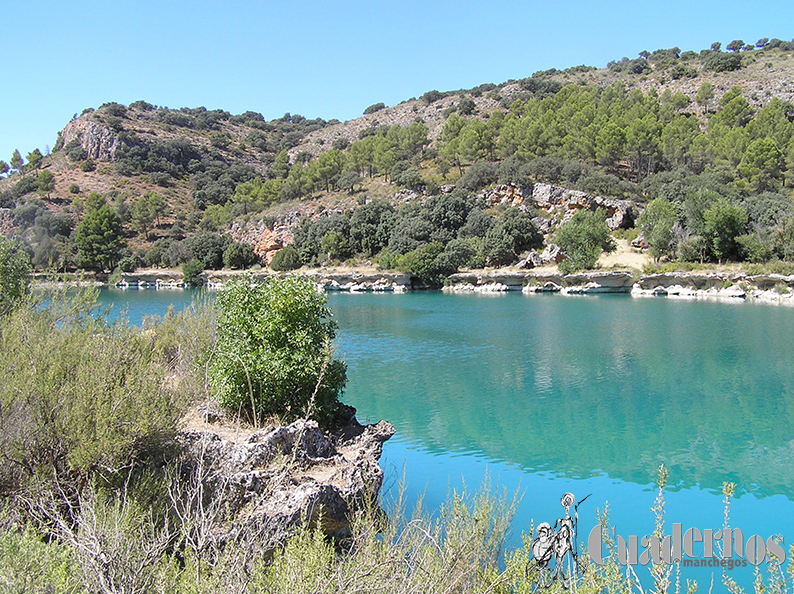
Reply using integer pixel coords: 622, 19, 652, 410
556, 209, 617, 273
0, 288, 188, 496
223, 242, 259, 269
363, 102, 386, 115
207, 276, 347, 426
118, 256, 138, 273
182, 259, 204, 286
270, 245, 302, 271
0, 236, 31, 316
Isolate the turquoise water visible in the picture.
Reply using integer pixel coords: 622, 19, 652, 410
100, 288, 794, 589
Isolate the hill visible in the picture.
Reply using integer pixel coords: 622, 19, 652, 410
1, 36, 794, 279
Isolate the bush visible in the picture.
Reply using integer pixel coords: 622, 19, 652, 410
397, 243, 455, 286
270, 245, 302, 271
555, 208, 617, 273
183, 232, 229, 269
0, 236, 31, 315
458, 162, 497, 191
703, 52, 742, 72
182, 259, 205, 286
223, 242, 259, 270
118, 256, 138, 273
363, 102, 386, 115
208, 276, 348, 426
0, 288, 189, 495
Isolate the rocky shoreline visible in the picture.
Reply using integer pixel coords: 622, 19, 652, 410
106, 269, 794, 305
444, 270, 794, 305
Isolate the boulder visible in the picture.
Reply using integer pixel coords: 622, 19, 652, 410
177, 416, 394, 547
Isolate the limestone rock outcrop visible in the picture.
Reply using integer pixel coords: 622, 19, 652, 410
178, 416, 395, 547
60, 119, 121, 161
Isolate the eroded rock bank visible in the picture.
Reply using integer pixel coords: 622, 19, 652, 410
115, 268, 794, 305
444, 270, 794, 304
177, 413, 395, 549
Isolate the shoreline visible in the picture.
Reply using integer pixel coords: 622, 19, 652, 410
32, 268, 794, 306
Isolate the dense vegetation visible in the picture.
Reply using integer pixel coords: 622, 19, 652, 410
2, 37, 794, 281
209, 276, 348, 426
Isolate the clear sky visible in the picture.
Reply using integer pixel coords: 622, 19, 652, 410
1, 0, 792, 165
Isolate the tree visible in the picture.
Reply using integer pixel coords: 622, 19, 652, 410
146, 191, 167, 226
703, 200, 748, 263
10, 150, 23, 174
458, 97, 476, 115
396, 242, 456, 285
337, 170, 361, 194
695, 82, 715, 112
223, 242, 258, 269
269, 245, 301, 271
25, 149, 43, 172
74, 194, 125, 271
0, 236, 31, 315
131, 196, 155, 239
319, 231, 351, 261
36, 170, 55, 198
0, 161, 8, 176
637, 197, 678, 261
272, 150, 291, 179
363, 102, 386, 115
208, 276, 347, 426
726, 39, 744, 52
738, 138, 785, 192
555, 209, 617, 273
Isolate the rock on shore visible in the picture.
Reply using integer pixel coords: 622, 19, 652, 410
177, 415, 394, 549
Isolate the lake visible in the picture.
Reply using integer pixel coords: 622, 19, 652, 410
99, 287, 794, 589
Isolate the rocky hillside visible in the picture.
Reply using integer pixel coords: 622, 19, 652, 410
1, 37, 793, 277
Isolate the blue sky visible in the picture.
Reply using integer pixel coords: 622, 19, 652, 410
1, 0, 792, 165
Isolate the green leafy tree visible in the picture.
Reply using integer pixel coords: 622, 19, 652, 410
36, 170, 55, 198
695, 82, 715, 112
269, 245, 302, 271
0, 161, 9, 176
74, 194, 125, 271
223, 242, 258, 269
272, 149, 291, 179
337, 170, 361, 194
145, 191, 167, 226
397, 242, 456, 285
10, 150, 23, 174
182, 259, 204, 285
320, 231, 351, 261
703, 200, 748, 263
637, 197, 678, 261
726, 39, 744, 52
131, 196, 154, 239
738, 138, 785, 191
0, 236, 31, 315
25, 149, 43, 172
208, 276, 347, 426
555, 209, 617, 273
363, 102, 385, 115
317, 149, 345, 192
